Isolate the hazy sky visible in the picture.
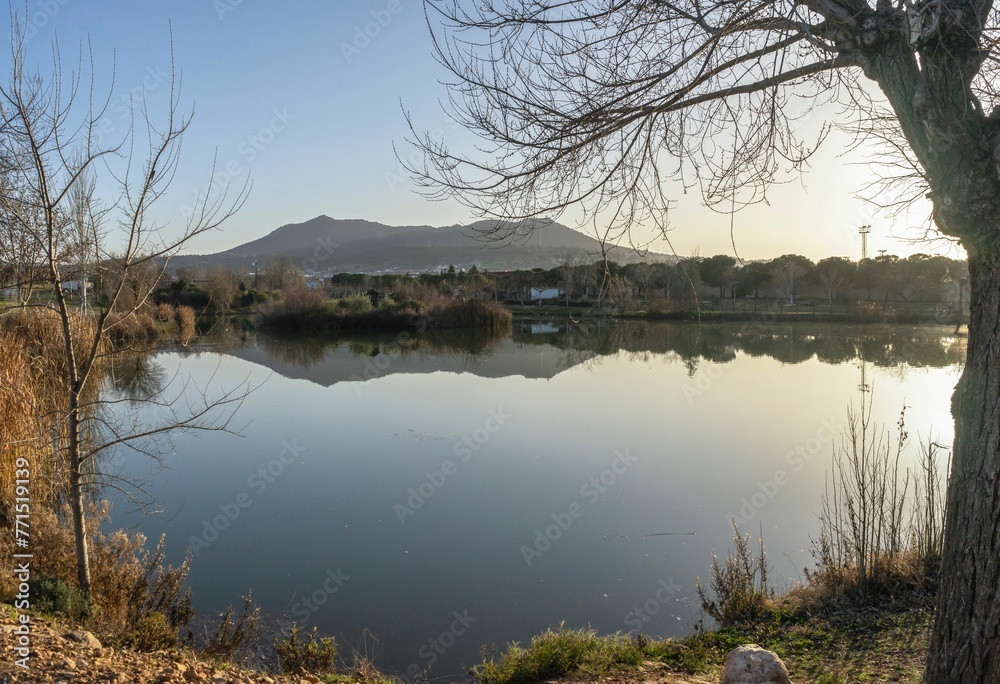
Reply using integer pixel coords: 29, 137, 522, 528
5, 2, 964, 262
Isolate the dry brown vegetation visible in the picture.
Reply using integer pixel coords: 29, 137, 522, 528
155, 302, 176, 322
174, 305, 196, 343
0, 309, 104, 510
0, 308, 260, 660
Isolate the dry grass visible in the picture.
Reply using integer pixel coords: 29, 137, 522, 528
155, 302, 176, 322
0, 309, 104, 514
174, 305, 196, 343
0, 328, 63, 509
105, 311, 160, 348
430, 298, 513, 333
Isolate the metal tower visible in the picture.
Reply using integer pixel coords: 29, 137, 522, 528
859, 225, 871, 260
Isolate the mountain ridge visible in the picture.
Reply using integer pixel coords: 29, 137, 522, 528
169, 215, 671, 274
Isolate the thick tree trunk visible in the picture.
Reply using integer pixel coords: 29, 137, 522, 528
925, 244, 1000, 682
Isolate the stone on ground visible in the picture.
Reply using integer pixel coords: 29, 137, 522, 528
719, 644, 792, 684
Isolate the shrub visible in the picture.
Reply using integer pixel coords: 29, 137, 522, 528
256, 290, 334, 332
3, 503, 194, 649
154, 302, 175, 322
174, 305, 196, 342
105, 311, 160, 347
274, 625, 337, 674
474, 626, 643, 684
30, 575, 89, 620
696, 520, 773, 627
199, 593, 261, 664
337, 293, 373, 313
125, 611, 178, 651
431, 299, 513, 332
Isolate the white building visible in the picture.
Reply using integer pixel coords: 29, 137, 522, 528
530, 287, 562, 302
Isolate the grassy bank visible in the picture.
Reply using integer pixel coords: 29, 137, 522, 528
474, 601, 932, 684
634, 309, 965, 325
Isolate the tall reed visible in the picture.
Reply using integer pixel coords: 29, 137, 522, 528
810, 392, 947, 602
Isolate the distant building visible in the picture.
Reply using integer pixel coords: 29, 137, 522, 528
60, 279, 90, 293
530, 287, 561, 302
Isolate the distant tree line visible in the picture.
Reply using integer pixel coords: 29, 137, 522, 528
137, 251, 967, 317
328, 252, 969, 312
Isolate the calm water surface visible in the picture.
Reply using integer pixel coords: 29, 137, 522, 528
109, 321, 964, 679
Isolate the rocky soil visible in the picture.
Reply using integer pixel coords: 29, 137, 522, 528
0, 607, 321, 684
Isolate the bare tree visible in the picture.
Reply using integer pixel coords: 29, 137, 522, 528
408, 1, 1000, 679
608, 274, 636, 315
0, 154, 49, 305
0, 26, 250, 597
204, 265, 241, 314
67, 157, 101, 312
260, 256, 304, 292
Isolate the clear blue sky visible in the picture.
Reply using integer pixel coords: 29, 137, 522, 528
5, 1, 962, 261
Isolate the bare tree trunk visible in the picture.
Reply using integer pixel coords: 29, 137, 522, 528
926, 245, 1000, 682
67, 399, 92, 596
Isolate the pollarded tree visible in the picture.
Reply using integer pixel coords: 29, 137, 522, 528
408, 1, 1000, 680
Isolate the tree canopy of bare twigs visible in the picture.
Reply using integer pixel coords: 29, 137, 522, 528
408, 1, 1000, 681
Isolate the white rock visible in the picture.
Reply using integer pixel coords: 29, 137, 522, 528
720, 644, 792, 684
64, 630, 103, 650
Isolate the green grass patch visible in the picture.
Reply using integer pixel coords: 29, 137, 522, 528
653, 603, 931, 683
471, 602, 932, 684
474, 626, 644, 684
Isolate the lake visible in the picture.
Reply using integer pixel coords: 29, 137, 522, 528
106, 320, 964, 680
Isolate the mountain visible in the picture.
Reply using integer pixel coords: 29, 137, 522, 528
169, 216, 671, 274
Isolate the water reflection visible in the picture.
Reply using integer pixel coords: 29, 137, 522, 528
112, 320, 963, 679
193, 321, 964, 387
